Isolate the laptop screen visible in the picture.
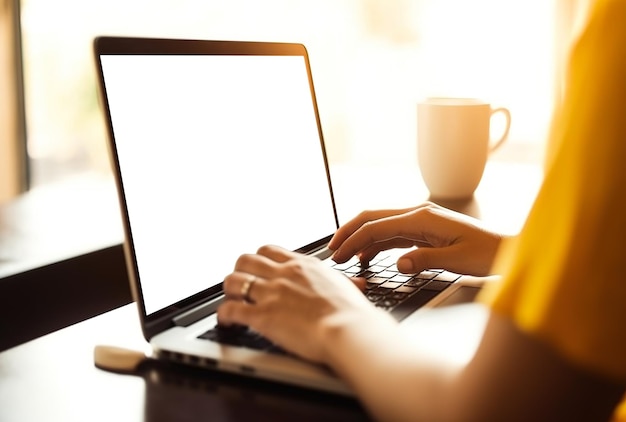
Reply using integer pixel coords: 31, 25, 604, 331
100, 51, 338, 315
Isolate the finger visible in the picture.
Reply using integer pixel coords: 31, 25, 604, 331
397, 244, 464, 274
256, 244, 300, 263
356, 238, 419, 264
234, 252, 280, 279
333, 202, 454, 264
217, 300, 258, 328
223, 271, 267, 303
329, 208, 416, 251
332, 212, 423, 263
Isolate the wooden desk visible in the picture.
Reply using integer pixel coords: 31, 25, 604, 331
0, 160, 542, 421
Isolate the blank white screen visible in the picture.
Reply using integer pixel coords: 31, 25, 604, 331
101, 54, 337, 314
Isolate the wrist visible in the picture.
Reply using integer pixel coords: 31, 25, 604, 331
317, 307, 397, 374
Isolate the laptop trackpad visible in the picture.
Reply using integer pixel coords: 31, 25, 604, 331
434, 286, 481, 307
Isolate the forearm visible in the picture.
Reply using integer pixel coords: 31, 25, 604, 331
322, 309, 626, 422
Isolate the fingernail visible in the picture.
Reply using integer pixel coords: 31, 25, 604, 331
397, 258, 414, 273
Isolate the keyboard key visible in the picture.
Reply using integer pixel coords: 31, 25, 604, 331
366, 292, 385, 302
395, 286, 417, 294
405, 279, 429, 288
332, 259, 359, 271
372, 255, 392, 265
389, 274, 412, 283
342, 266, 362, 274
371, 287, 392, 296
386, 263, 400, 272
417, 270, 440, 280
389, 291, 409, 301
367, 277, 387, 285
357, 270, 377, 279
367, 265, 387, 273
422, 280, 451, 292
377, 298, 399, 308
433, 272, 461, 282
380, 281, 404, 289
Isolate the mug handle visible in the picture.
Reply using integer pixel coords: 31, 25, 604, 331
489, 107, 511, 153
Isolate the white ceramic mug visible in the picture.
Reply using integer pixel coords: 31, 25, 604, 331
417, 97, 511, 199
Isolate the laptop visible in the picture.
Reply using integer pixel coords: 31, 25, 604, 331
93, 36, 485, 396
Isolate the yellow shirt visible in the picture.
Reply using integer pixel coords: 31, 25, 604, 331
480, 0, 626, 419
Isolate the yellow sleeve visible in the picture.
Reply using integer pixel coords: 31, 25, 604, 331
480, 0, 626, 385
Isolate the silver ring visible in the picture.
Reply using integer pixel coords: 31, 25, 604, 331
240, 275, 257, 303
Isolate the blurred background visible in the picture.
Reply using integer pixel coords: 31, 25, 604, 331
1, 0, 591, 202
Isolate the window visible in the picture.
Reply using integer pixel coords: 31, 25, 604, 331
19, 0, 568, 191
1, 0, 27, 202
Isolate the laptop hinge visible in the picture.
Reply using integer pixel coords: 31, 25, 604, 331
173, 295, 224, 327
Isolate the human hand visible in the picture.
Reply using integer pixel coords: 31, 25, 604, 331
217, 245, 388, 363
329, 202, 505, 276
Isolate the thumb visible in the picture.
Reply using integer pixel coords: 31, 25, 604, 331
397, 247, 456, 274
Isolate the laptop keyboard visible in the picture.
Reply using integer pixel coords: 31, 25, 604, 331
198, 324, 289, 356
329, 254, 461, 320
198, 253, 461, 354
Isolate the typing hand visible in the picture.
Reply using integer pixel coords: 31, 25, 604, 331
329, 202, 506, 277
